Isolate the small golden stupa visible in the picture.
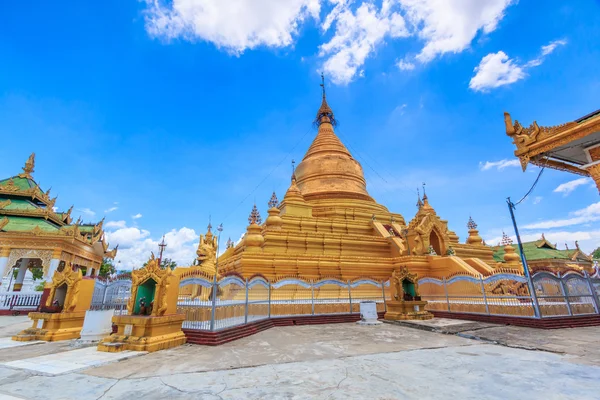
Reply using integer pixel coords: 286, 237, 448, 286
218, 81, 499, 280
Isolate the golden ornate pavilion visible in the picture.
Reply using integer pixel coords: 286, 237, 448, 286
504, 109, 600, 193
0, 154, 117, 291
217, 91, 500, 280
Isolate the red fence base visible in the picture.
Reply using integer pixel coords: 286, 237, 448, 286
184, 312, 386, 346
0, 309, 37, 316
431, 311, 600, 329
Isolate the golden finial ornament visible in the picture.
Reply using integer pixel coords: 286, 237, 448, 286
248, 204, 262, 225
268, 192, 279, 209
467, 216, 477, 230
500, 232, 513, 246
315, 73, 336, 126
20, 153, 36, 177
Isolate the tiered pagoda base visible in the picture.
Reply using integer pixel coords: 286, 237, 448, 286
97, 314, 186, 353
384, 301, 433, 321
12, 311, 86, 342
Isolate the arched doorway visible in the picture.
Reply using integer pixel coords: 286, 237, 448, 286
429, 230, 443, 255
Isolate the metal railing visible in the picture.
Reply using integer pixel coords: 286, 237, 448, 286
177, 276, 386, 331
419, 270, 600, 319
89, 279, 131, 316
0, 291, 42, 312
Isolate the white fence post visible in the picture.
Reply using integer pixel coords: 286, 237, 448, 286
244, 278, 249, 324
479, 275, 490, 315
311, 281, 315, 315
557, 272, 573, 316
210, 279, 217, 331
268, 282, 272, 318
381, 281, 387, 312
347, 280, 352, 314
443, 278, 450, 312
584, 271, 600, 314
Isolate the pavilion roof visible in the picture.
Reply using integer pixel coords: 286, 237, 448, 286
492, 239, 592, 263
0, 153, 117, 258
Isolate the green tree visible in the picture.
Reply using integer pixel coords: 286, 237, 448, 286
593, 247, 600, 259
143, 258, 177, 270
99, 258, 116, 278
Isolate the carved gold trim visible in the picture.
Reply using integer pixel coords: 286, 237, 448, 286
127, 254, 173, 316
4, 248, 53, 277
46, 267, 83, 312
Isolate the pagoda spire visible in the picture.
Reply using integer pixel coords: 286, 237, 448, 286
416, 188, 423, 209
315, 73, 336, 126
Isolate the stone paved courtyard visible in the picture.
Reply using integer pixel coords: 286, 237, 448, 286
0, 316, 599, 399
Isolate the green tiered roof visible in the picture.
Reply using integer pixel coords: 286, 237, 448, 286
493, 237, 591, 263
3, 216, 60, 232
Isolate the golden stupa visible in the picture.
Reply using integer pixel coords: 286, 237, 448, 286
218, 88, 498, 280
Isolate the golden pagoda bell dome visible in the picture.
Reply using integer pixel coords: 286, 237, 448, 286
294, 96, 374, 203
265, 207, 283, 229
244, 224, 264, 248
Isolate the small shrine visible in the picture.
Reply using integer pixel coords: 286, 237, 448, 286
98, 254, 185, 353
384, 267, 433, 321
13, 265, 95, 341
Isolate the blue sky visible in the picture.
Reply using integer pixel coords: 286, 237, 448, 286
1, 0, 599, 268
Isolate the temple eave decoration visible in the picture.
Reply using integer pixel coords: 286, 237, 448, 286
504, 110, 600, 193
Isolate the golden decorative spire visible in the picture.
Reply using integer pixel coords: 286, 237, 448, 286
248, 204, 262, 225
500, 232, 513, 246
467, 216, 477, 230
268, 191, 279, 209
416, 188, 423, 209
421, 183, 433, 211
20, 153, 36, 177
466, 216, 483, 246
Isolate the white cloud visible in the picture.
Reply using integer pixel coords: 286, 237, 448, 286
105, 220, 127, 230
143, 1, 517, 85
471, 39, 567, 91
469, 51, 525, 92
106, 223, 200, 270
541, 39, 567, 56
522, 201, 600, 230
104, 206, 118, 213
400, 0, 514, 63
532, 196, 543, 205
319, 2, 409, 84
479, 159, 521, 171
132, 213, 143, 220
77, 208, 96, 217
143, 0, 320, 54
553, 177, 593, 196
393, 103, 408, 115
396, 59, 415, 70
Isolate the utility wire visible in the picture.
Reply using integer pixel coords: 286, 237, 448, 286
222, 125, 313, 223
514, 161, 547, 206
335, 126, 419, 197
